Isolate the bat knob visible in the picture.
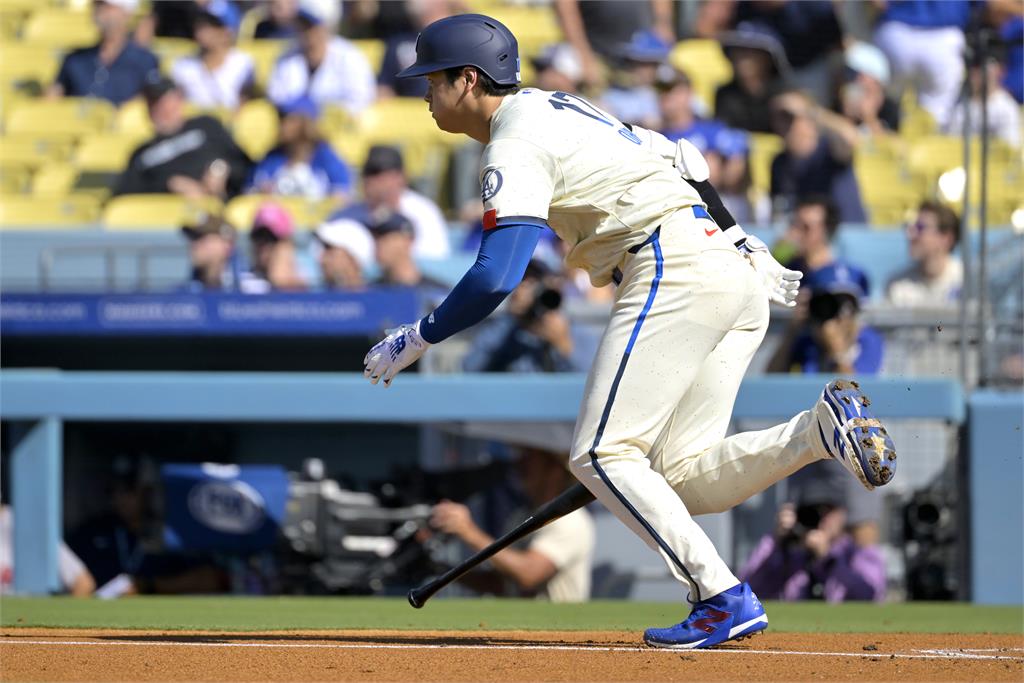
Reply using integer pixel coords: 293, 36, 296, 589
407, 588, 425, 609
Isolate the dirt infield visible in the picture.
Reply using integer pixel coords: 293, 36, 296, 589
2, 628, 1022, 682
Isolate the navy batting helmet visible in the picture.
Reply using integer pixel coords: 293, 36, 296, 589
396, 14, 520, 86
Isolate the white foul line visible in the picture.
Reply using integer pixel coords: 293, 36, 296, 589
1, 639, 1022, 662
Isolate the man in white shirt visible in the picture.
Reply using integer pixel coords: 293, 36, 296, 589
887, 200, 963, 307
431, 447, 595, 602
267, 1, 375, 115
171, 4, 255, 111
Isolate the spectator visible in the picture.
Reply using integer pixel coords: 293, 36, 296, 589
739, 496, 885, 603
366, 210, 434, 291
246, 96, 352, 203
530, 44, 585, 95
873, 0, 974, 127
1, 503, 95, 596
768, 262, 883, 375
314, 217, 375, 290
335, 145, 450, 259
463, 260, 576, 373
840, 42, 901, 139
137, 0, 241, 42
48, 0, 159, 106
554, 0, 675, 88
430, 447, 595, 602
171, 3, 255, 111
377, 0, 453, 100
181, 212, 242, 291
714, 27, 788, 133
1000, 16, 1023, 104
245, 202, 307, 292
114, 76, 252, 198
254, 0, 300, 40
658, 67, 755, 223
777, 195, 868, 280
769, 91, 867, 223
601, 30, 671, 130
267, 0, 375, 115
946, 51, 1021, 148
887, 201, 964, 307
69, 457, 227, 596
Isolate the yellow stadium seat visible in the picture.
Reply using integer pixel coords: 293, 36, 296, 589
670, 40, 733, 114
151, 37, 197, 75
102, 193, 223, 230
237, 40, 288, 90
5, 97, 115, 139
0, 44, 62, 86
0, 135, 75, 168
236, 4, 265, 41
899, 106, 938, 141
0, 161, 31, 193
747, 132, 783, 195
486, 6, 561, 57
0, 193, 101, 227
32, 162, 78, 197
115, 97, 154, 138
233, 98, 279, 160
0, 8, 26, 40
74, 133, 145, 172
353, 39, 385, 74
23, 9, 99, 49
329, 130, 370, 170
354, 99, 458, 179
224, 194, 337, 232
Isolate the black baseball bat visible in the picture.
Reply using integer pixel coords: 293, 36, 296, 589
408, 482, 596, 608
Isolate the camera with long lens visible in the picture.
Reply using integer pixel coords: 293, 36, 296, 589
520, 285, 563, 324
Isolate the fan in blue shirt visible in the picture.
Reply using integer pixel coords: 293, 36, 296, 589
246, 96, 352, 201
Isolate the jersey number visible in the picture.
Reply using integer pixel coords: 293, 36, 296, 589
547, 92, 642, 145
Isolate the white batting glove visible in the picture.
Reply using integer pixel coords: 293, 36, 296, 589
363, 321, 430, 387
738, 235, 803, 307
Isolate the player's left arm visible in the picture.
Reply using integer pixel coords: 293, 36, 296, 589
363, 222, 542, 386
630, 124, 803, 307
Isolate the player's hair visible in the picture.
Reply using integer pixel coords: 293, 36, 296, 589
917, 200, 961, 247
796, 194, 840, 240
443, 66, 519, 96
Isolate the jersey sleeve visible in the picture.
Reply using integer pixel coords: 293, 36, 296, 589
479, 138, 558, 228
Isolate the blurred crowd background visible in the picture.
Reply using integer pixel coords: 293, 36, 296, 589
0, 0, 1022, 604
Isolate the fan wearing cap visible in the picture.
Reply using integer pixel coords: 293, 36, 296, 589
246, 96, 352, 203
530, 43, 584, 95
599, 30, 671, 130
138, 0, 241, 42
314, 218, 375, 290
170, 3, 255, 111
254, 0, 301, 40
267, 0, 375, 115
180, 212, 238, 291
840, 42, 900, 139
114, 75, 252, 198
377, 0, 454, 100
331, 145, 449, 259
48, 0, 159, 106
245, 202, 307, 292
768, 263, 883, 376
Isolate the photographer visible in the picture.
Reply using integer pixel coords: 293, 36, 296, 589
463, 260, 576, 373
767, 263, 883, 375
738, 497, 885, 603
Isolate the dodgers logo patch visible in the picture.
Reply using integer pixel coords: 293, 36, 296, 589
481, 168, 503, 202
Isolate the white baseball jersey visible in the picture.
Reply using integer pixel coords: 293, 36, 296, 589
480, 89, 703, 286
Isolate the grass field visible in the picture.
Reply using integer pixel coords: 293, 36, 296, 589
2, 597, 1021, 634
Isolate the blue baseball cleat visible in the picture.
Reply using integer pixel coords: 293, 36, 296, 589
643, 583, 768, 649
816, 379, 897, 490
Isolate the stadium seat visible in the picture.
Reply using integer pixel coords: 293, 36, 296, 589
669, 40, 733, 113
237, 40, 288, 91
0, 193, 101, 228
0, 162, 31, 194
5, 97, 115, 139
224, 194, 338, 232
855, 153, 923, 227
232, 98, 280, 160
31, 162, 78, 198
0, 43, 62, 88
151, 37, 197, 75
328, 130, 370, 172
115, 97, 154, 138
0, 135, 75, 168
75, 132, 144, 172
351, 99, 460, 179
22, 8, 99, 49
353, 39, 385, 74
747, 132, 783, 196
102, 194, 223, 230
486, 5, 561, 58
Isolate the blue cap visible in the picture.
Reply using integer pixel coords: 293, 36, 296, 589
197, 0, 240, 34
806, 262, 870, 300
617, 29, 671, 63
396, 13, 520, 86
278, 95, 319, 120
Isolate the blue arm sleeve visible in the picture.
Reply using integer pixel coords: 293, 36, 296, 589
418, 221, 544, 344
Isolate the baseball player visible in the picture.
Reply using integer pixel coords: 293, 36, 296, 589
363, 14, 897, 649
